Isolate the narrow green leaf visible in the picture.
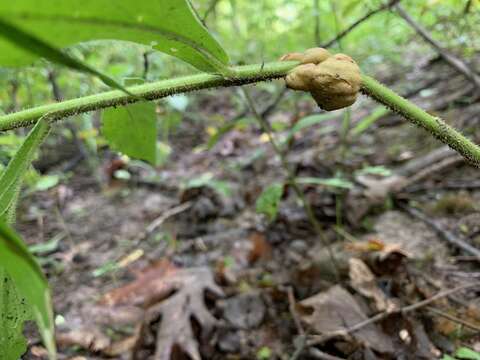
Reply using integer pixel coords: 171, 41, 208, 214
0, 18, 131, 94
183, 172, 232, 197
0, 222, 55, 359
256, 183, 284, 222
456, 347, 480, 360
351, 106, 390, 136
0, 117, 50, 221
101, 102, 157, 165
284, 113, 337, 144
296, 177, 354, 189
0, 0, 230, 73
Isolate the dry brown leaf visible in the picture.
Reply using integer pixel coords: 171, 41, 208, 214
143, 267, 224, 360
248, 232, 272, 263
61, 261, 223, 360
344, 238, 408, 275
298, 285, 394, 354
99, 259, 178, 307
348, 258, 395, 312
56, 328, 111, 353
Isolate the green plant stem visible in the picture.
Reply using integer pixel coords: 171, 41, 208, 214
361, 74, 480, 167
1, 61, 479, 167
241, 88, 341, 282
0, 61, 298, 131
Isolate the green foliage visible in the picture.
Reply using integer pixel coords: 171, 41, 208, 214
0, 117, 50, 222
0, 269, 32, 360
442, 347, 480, 360
0, 116, 54, 359
0, 19, 130, 93
0, 0, 229, 73
0, 222, 55, 358
102, 102, 158, 165
455, 347, 480, 360
183, 172, 232, 197
256, 346, 272, 359
351, 106, 390, 136
285, 113, 337, 142
256, 183, 283, 222
296, 176, 354, 189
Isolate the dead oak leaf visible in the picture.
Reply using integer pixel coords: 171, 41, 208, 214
349, 258, 397, 312
99, 259, 178, 307
54, 260, 224, 359
100, 260, 223, 360
146, 270, 223, 360
298, 285, 394, 354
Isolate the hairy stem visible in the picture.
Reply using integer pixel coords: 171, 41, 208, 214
361, 74, 480, 167
0, 61, 297, 131
1, 61, 479, 167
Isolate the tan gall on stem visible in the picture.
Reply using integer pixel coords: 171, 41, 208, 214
281, 48, 361, 111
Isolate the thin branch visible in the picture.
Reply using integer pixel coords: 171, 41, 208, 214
313, 0, 321, 45
426, 306, 480, 333
322, 0, 401, 48
308, 349, 346, 360
400, 204, 480, 261
202, 0, 221, 22
394, 5, 480, 90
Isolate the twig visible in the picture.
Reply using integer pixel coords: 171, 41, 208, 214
313, 0, 321, 44
289, 337, 306, 360
202, 0, 221, 22
287, 286, 305, 336
241, 87, 341, 281
322, 0, 401, 48
133, 201, 192, 244
394, 5, 480, 90
307, 282, 480, 346
426, 306, 480, 333
308, 348, 346, 360
400, 204, 480, 261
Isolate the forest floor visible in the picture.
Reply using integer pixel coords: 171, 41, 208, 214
19, 57, 480, 359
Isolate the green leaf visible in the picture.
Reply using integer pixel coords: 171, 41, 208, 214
0, 0, 229, 73
456, 347, 480, 360
351, 106, 390, 136
283, 113, 337, 144
101, 102, 157, 165
256, 183, 284, 222
296, 177, 354, 189
0, 221, 55, 358
32, 174, 60, 192
0, 18, 132, 93
256, 346, 272, 360
355, 165, 392, 177
183, 172, 232, 197
0, 117, 50, 221
441, 356, 457, 360
0, 269, 32, 360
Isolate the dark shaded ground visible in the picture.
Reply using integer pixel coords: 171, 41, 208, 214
19, 57, 480, 359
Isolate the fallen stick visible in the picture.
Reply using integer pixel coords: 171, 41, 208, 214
400, 204, 480, 261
